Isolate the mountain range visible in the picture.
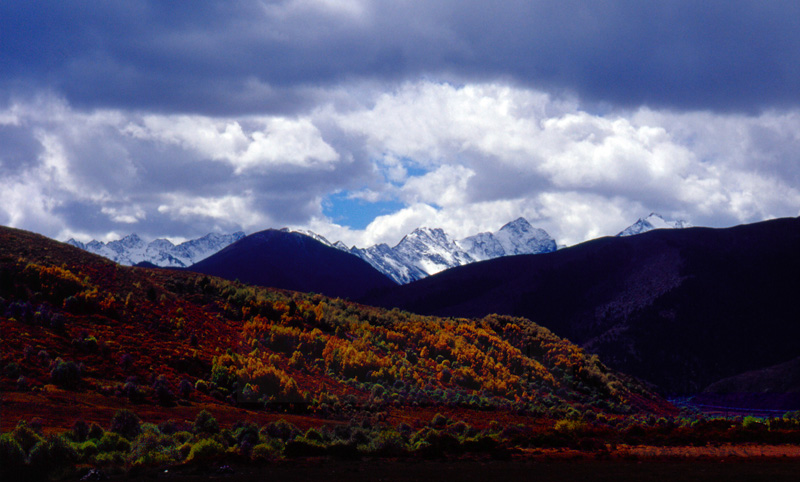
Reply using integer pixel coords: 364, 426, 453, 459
66, 214, 688, 284
66, 232, 245, 267
364, 216, 800, 400
346, 218, 558, 284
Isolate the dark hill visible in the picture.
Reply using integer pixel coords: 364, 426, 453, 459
364, 217, 800, 396
187, 229, 397, 299
694, 356, 800, 411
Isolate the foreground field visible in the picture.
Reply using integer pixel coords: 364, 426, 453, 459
88, 457, 800, 482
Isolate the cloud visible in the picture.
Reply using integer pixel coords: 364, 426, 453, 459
126, 115, 339, 173
3, 1, 800, 116
2, 79, 800, 249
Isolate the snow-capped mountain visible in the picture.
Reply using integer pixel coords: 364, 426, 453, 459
617, 213, 692, 237
67, 232, 245, 267
459, 217, 557, 261
334, 218, 557, 284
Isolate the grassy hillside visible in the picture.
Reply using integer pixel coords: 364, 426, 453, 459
0, 226, 667, 422
4, 225, 800, 479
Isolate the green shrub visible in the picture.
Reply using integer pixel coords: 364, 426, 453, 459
110, 409, 141, 440
261, 419, 300, 441
0, 434, 27, 480
743, 416, 765, 430
70, 419, 90, 442
92, 451, 126, 468
360, 429, 404, 456
195, 379, 209, 393
172, 431, 195, 444
12, 423, 43, 453
251, 440, 284, 461
76, 440, 99, 462
27, 435, 78, 478
130, 429, 176, 465
193, 410, 219, 435
186, 439, 225, 463
97, 432, 131, 453
87, 423, 105, 441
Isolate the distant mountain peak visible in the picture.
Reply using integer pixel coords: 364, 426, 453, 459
501, 217, 533, 230
617, 213, 692, 237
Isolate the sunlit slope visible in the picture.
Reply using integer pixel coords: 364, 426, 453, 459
1, 225, 672, 433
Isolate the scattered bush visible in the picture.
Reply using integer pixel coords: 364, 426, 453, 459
49, 358, 82, 389
152, 375, 176, 406
12, 422, 43, 453
0, 435, 27, 480
186, 439, 225, 463
431, 413, 449, 429
27, 435, 78, 479
193, 410, 219, 436
109, 409, 141, 440
4, 362, 21, 379
70, 419, 90, 442
261, 419, 300, 441
87, 423, 105, 441
178, 379, 194, 399
251, 440, 283, 461
97, 432, 132, 453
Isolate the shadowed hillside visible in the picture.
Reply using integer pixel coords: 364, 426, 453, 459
364, 217, 800, 396
187, 229, 397, 300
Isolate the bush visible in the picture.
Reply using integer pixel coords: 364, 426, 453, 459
109, 409, 141, 440
4, 362, 21, 379
251, 440, 283, 461
178, 379, 194, 399
70, 419, 90, 442
88, 423, 105, 441
12, 422, 43, 453
431, 413, 449, 429
193, 410, 219, 435
27, 435, 78, 479
130, 429, 177, 467
195, 379, 209, 393
93, 450, 126, 468
186, 439, 225, 463
152, 375, 176, 406
0, 435, 27, 480
261, 419, 300, 441
743, 416, 765, 430
50, 358, 82, 389
97, 432, 132, 453
76, 440, 99, 462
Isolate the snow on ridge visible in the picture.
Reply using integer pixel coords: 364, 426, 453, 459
67, 231, 245, 267
617, 213, 692, 237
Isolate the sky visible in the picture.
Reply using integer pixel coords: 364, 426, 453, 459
2, 1, 800, 248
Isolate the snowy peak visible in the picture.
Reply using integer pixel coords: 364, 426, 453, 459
617, 213, 692, 237
394, 227, 475, 277
67, 231, 245, 267
330, 217, 557, 284
458, 217, 556, 261
494, 217, 557, 257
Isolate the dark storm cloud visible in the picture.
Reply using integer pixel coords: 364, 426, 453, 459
3, 1, 799, 115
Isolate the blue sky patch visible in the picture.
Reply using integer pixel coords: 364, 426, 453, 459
324, 192, 405, 230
